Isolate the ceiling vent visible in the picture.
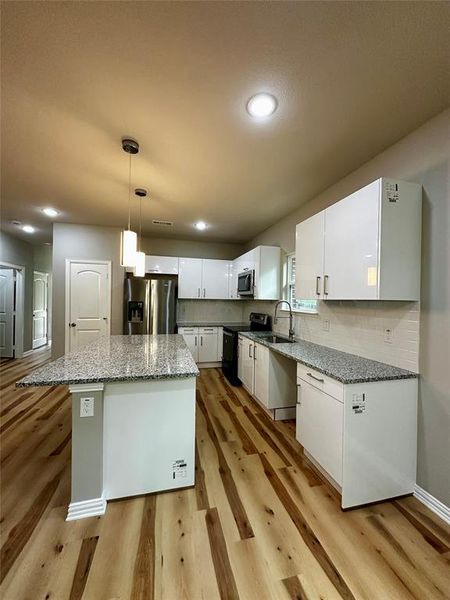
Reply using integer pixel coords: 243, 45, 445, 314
152, 219, 173, 227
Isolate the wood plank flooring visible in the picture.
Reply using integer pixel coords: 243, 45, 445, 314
1, 351, 450, 599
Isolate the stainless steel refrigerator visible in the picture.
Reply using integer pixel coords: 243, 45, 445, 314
124, 273, 177, 335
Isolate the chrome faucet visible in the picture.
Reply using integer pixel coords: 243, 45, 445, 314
274, 300, 295, 340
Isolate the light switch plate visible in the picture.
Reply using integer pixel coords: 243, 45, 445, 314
323, 319, 330, 332
80, 396, 95, 417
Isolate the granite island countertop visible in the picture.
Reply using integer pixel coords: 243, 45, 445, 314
17, 335, 200, 387
238, 331, 418, 384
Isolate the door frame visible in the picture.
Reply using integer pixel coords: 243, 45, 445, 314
0, 261, 25, 358
65, 259, 112, 354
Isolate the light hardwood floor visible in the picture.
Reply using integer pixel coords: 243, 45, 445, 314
1, 350, 449, 599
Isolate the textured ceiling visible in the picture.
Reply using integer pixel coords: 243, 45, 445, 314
1, 1, 449, 244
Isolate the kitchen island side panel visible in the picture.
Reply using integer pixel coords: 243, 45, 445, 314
103, 377, 197, 500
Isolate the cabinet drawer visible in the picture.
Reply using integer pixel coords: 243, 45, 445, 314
178, 327, 198, 334
296, 363, 344, 402
199, 326, 217, 334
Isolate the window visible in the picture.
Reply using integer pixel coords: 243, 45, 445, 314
285, 253, 318, 313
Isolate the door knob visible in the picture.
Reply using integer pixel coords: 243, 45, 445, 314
69, 322, 77, 327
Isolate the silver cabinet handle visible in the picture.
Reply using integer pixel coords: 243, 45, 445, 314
198, 288, 201, 298
203, 288, 205, 298
253, 345, 256, 360
296, 383, 301, 405
195, 336, 198, 346
323, 275, 329, 296
307, 372, 325, 383
248, 344, 252, 358
316, 276, 321, 296
200, 335, 203, 346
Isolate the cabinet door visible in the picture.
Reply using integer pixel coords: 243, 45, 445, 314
254, 343, 269, 407
237, 336, 244, 380
296, 379, 343, 485
202, 259, 230, 299
145, 255, 179, 275
199, 332, 218, 363
324, 180, 380, 300
178, 258, 203, 299
180, 332, 199, 362
241, 338, 254, 394
217, 327, 223, 361
229, 261, 238, 299
295, 212, 325, 300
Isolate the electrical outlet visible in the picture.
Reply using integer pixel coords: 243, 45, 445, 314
384, 328, 393, 344
323, 319, 330, 332
80, 396, 94, 417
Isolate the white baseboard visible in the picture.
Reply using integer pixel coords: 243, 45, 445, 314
414, 485, 450, 525
66, 496, 107, 521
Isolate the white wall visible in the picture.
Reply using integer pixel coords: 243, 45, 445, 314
246, 109, 450, 506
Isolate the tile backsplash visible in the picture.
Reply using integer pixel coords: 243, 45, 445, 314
177, 298, 420, 372
244, 300, 420, 372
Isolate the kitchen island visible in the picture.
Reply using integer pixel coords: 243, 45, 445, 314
17, 335, 199, 520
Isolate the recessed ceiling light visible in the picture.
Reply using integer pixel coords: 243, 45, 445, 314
22, 225, 35, 233
195, 221, 207, 231
42, 207, 59, 217
246, 93, 278, 118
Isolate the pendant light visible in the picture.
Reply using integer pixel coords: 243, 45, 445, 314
120, 138, 139, 267
134, 188, 147, 277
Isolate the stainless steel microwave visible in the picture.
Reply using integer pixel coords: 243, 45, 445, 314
237, 270, 254, 296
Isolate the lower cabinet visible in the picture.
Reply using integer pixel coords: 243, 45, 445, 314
238, 337, 296, 420
295, 364, 418, 508
179, 326, 222, 365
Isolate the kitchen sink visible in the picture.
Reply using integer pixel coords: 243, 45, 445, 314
253, 334, 294, 344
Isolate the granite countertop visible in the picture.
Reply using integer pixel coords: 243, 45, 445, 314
17, 335, 200, 387
178, 321, 249, 328
238, 331, 418, 384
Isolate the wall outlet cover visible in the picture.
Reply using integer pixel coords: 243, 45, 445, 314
384, 328, 393, 344
323, 319, 330, 332
80, 396, 95, 418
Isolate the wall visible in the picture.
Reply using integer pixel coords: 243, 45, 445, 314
51, 224, 244, 358
246, 108, 450, 506
141, 237, 244, 260
177, 300, 245, 324
0, 231, 34, 351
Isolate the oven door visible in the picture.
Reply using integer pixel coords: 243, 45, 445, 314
238, 270, 254, 296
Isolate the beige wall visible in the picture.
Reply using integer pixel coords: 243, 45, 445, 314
247, 108, 450, 506
51, 224, 244, 358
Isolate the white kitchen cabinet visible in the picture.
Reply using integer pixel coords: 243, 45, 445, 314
178, 328, 199, 361
145, 255, 179, 275
240, 336, 255, 394
295, 178, 422, 301
229, 261, 238, 299
217, 327, 223, 361
199, 328, 218, 363
295, 364, 418, 508
240, 338, 297, 419
296, 379, 343, 485
236, 246, 281, 300
295, 211, 325, 301
178, 258, 203, 299
202, 260, 230, 299
253, 342, 269, 407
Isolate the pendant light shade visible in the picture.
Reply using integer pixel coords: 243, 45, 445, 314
120, 138, 139, 267
120, 229, 137, 268
133, 187, 147, 278
134, 250, 145, 277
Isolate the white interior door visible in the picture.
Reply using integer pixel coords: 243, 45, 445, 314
67, 261, 111, 353
33, 271, 48, 349
0, 268, 15, 358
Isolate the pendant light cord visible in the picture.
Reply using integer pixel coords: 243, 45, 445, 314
127, 152, 132, 231
138, 191, 142, 252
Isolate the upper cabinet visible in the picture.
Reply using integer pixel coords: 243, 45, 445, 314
295, 178, 422, 301
178, 258, 230, 299
233, 245, 281, 300
145, 255, 179, 275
